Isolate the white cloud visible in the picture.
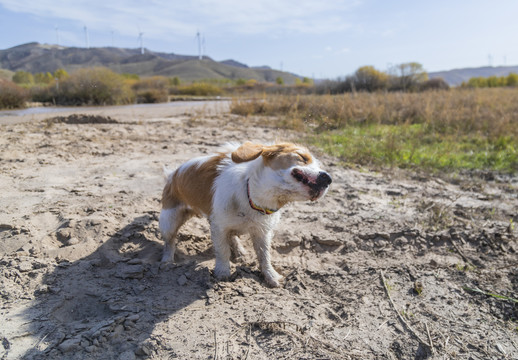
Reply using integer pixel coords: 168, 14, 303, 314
0, 0, 360, 38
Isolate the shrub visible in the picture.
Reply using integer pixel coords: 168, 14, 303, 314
506, 73, 518, 86
178, 82, 222, 96
419, 78, 450, 91
30, 84, 55, 103
169, 77, 180, 86
55, 67, 134, 105
53, 69, 69, 80
12, 71, 34, 85
0, 79, 28, 109
132, 76, 169, 103
389, 62, 428, 91
34, 72, 54, 85
353, 66, 389, 91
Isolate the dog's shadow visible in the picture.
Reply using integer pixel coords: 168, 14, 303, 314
21, 214, 218, 359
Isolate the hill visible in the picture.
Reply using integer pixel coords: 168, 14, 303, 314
0, 42, 300, 84
429, 65, 518, 86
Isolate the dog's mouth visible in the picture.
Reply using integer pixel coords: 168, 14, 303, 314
291, 168, 332, 201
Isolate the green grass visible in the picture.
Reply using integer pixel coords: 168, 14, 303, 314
310, 123, 518, 172
231, 90, 518, 173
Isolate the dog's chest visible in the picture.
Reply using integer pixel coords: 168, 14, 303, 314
212, 198, 279, 233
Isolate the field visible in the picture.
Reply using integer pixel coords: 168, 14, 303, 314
0, 98, 517, 359
231, 88, 518, 173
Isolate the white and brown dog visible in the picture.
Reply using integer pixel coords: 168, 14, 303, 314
159, 142, 332, 287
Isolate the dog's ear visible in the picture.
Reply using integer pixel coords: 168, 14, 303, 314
231, 142, 264, 163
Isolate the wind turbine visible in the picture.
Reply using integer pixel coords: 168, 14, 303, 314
196, 30, 202, 60
84, 25, 90, 49
138, 26, 144, 55
202, 35, 206, 59
55, 26, 60, 46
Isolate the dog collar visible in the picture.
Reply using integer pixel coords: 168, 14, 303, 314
247, 179, 278, 215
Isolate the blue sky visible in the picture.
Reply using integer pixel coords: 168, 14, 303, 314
1, 0, 517, 79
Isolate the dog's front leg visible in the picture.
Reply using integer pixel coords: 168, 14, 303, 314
211, 224, 232, 280
251, 230, 283, 287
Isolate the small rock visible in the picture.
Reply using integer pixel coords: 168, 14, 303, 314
58, 338, 81, 353
109, 324, 124, 340
118, 350, 136, 360
17, 261, 33, 272
343, 240, 357, 251
376, 232, 391, 240
394, 237, 408, 246
136, 344, 152, 356
386, 189, 406, 196
126, 314, 140, 322
374, 240, 388, 248
118, 265, 145, 279
85, 345, 97, 353
283, 239, 302, 247
177, 274, 188, 286
314, 237, 342, 246
56, 228, 71, 243
67, 238, 79, 246
127, 258, 143, 265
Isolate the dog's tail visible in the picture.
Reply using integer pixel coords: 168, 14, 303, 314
162, 165, 175, 183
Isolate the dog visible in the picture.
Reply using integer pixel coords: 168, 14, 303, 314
159, 142, 332, 287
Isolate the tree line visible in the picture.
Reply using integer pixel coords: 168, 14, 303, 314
461, 73, 518, 88
315, 62, 449, 94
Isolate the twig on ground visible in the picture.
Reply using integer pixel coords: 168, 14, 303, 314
425, 322, 435, 355
378, 320, 389, 330
380, 270, 432, 349
343, 327, 352, 341
495, 262, 518, 270
243, 324, 252, 360
450, 241, 475, 268
213, 330, 218, 360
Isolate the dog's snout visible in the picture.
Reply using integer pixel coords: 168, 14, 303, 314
317, 171, 332, 187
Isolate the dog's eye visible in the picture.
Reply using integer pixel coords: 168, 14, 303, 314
298, 154, 309, 163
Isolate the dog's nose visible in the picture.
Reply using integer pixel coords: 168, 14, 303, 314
317, 171, 332, 187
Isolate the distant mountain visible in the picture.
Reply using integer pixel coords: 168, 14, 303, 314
429, 65, 518, 86
220, 59, 249, 68
0, 42, 300, 84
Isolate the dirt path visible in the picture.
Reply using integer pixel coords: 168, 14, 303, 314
0, 105, 516, 359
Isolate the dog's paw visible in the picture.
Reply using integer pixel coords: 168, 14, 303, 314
161, 248, 175, 263
159, 261, 174, 271
213, 264, 231, 280
264, 270, 284, 288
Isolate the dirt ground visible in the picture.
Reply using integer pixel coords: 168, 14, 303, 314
0, 102, 517, 360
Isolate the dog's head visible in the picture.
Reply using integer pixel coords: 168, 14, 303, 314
232, 142, 332, 205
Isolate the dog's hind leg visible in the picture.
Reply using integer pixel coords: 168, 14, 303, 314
159, 205, 194, 264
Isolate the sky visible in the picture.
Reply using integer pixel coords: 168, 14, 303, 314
1, 0, 517, 79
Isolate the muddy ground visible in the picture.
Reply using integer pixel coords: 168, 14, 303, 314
0, 103, 517, 359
